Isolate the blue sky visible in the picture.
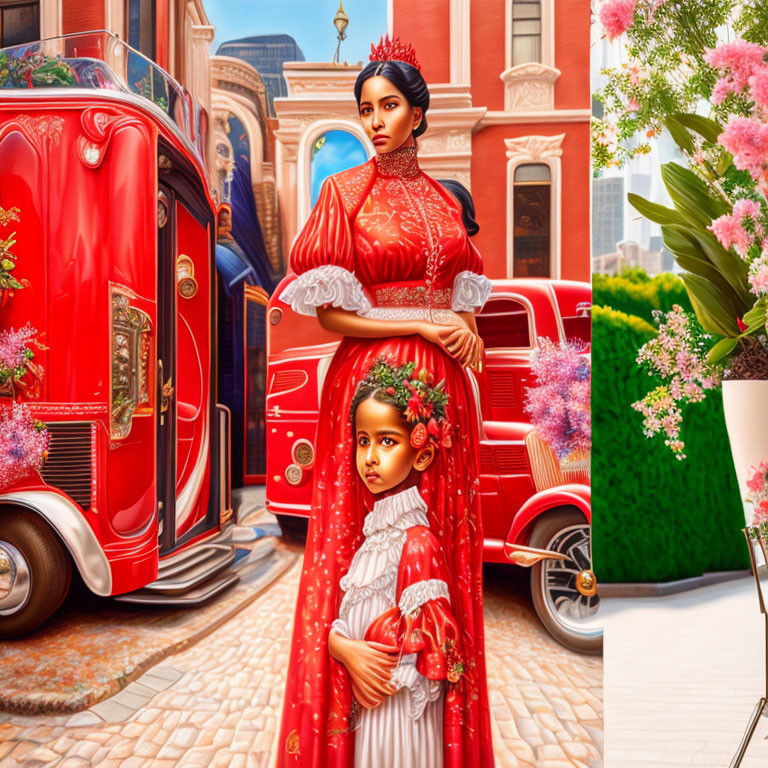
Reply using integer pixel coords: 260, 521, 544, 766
204, 0, 388, 63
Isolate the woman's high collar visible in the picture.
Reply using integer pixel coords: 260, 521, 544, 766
374, 145, 420, 179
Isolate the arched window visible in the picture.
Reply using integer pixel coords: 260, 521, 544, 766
310, 129, 368, 207
511, 0, 542, 66
513, 163, 551, 277
0, 0, 39, 47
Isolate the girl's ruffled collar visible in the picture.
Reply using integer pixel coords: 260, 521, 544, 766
364, 485, 428, 536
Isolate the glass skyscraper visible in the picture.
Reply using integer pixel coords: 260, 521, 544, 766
217, 34, 306, 116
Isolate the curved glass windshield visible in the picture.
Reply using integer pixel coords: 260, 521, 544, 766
0, 31, 197, 157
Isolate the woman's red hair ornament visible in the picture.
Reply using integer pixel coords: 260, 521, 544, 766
369, 34, 422, 72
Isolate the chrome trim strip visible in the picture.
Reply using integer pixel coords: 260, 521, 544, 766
0, 491, 112, 595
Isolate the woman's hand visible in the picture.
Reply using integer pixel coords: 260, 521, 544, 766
328, 631, 398, 709
439, 326, 484, 371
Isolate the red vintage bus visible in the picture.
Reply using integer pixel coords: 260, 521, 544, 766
0, 32, 254, 638
266, 277, 600, 653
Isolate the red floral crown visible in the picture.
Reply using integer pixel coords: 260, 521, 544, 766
357, 359, 452, 450
369, 34, 422, 72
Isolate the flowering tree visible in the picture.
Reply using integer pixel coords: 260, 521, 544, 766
524, 339, 591, 460
595, 0, 768, 376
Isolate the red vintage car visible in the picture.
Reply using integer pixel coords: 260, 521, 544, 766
0, 32, 257, 638
266, 277, 600, 653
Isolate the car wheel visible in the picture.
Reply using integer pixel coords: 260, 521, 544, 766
276, 514, 308, 543
0, 507, 72, 639
529, 508, 602, 655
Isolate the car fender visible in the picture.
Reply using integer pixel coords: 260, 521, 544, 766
0, 490, 113, 596
505, 484, 591, 549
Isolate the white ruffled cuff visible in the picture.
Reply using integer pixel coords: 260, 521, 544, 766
279, 265, 372, 317
452, 270, 492, 312
398, 579, 450, 618
330, 618, 353, 638
392, 657, 444, 720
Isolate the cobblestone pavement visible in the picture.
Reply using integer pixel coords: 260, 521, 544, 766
0, 550, 602, 768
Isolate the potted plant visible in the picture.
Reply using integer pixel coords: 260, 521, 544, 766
594, 1, 768, 523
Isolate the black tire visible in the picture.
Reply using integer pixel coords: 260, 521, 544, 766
0, 507, 72, 639
276, 514, 308, 543
529, 508, 602, 655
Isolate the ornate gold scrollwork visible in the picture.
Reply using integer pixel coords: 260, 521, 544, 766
160, 377, 174, 413
176, 254, 198, 299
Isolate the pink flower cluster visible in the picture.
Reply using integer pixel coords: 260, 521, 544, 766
633, 306, 720, 459
748, 251, 768, 295
0, 323, 38, 379
0, 401, 48, 489
746, 462, 768, 525
599, 0, 637, 40
524, 338, 591, 460
719, 116, 768, 182
704, 41, 768, 104
710, 198, 764, 263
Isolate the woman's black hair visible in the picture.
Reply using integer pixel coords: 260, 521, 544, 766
354, 60, 430, 138
438, 179, 480, 237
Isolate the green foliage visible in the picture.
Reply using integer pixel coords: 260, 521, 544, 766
591, 270, 691, 322
592, 305, 749, 582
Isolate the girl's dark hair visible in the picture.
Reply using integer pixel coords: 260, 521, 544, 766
438, 179, 480, 237
350, 384, 406, 424
354, 60, 430, 138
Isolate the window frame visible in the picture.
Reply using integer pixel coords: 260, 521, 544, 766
476, 292, 538, 354
0, 0, 40, 48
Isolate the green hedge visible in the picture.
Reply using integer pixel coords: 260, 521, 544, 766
592, 270, 691, 323
592, 304, 749, 583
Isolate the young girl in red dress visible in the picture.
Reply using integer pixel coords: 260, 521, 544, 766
277, 36, 494, 768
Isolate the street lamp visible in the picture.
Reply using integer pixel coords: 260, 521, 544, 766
332, 1, 349, 64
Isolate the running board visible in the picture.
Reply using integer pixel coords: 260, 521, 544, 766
113, 570, 240, 606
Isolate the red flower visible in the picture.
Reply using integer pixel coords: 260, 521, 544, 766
738, 316, 748, 332
410, 422, 428, 449
385, 386, 396, 395
441, 420, 452, 449
420, 401, 433, 419
427, 418, 440, 438
404, 394, 422, 421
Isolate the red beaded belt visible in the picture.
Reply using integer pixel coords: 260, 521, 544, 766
374, 284, 452, 309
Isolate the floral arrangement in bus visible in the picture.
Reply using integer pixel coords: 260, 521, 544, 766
0, 49, 75, 90
524, 338, 591, 461
0, 401, 48, 489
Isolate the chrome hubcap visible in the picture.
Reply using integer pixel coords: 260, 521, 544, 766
0, 541, 31, 615
541, 525, 600, 637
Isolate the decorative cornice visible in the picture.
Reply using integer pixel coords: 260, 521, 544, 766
482, 108, 591, 125
504, 133, 565, 161
500, 63, 561, 111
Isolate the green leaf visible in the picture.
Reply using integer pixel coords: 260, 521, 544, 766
664, 115, 695, 155
742, 297, 767, 330
672, 113, 723, 144
673, 252, 746, 318
716, 151, 734, 176
628, 193, 685, 226
707, 336, 739, 364
687, 228, 751, 308
661, 163, 730, 226
680, 273, 740, 337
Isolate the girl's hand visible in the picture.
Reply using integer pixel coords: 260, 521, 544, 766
329, 632, 398, 709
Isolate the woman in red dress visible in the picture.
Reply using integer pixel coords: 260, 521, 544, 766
277, 36, 494, 768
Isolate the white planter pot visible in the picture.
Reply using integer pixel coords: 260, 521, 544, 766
722, 380, 768, 526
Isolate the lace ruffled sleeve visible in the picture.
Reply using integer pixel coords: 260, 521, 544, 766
374, 525, 461, 682
452, 241, 491, 312
279, 176, 371, 317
